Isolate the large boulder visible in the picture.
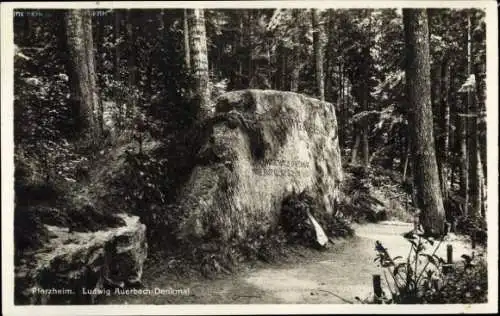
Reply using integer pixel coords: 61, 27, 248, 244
176, 90, 342, 244
15, 214, 147, 304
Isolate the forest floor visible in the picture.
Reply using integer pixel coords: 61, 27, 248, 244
101, 221, 479, 305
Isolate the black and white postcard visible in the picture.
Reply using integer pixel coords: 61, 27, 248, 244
1, 1, 498, 315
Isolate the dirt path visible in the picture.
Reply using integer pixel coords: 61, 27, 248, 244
102, 221, 478, 304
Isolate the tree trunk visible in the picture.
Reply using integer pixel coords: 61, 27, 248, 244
339, 63, 345, 148
449, 70, 459, 193
403, 8, 446, 236
247, 11, 254, 88
467, 12, 480, 218
468, 96, 480, 218
112, 11, 123, 128
187, 9, 211, 120
474, 51, 487, 218
438, 57, 451, 199
351, 134, 361, 165
323, 13, 332, 101
290, 10, 301, 92
126, 10, 137, 115
362, 92, 370, 168
280, 46, 286, 90
93, 15, 105, 132
311, 9, 325, 101
362, 129, 370, 167
458, 15, 471, 217
114, 10, 121, 80
237, 13, 244, 89
66, 9, 101, 142
325, 9, 336, 102
431, 62, 441, 147
275, 44, 286, 90
183, 9, 191, 70
458, 95, 469, 216
361, 11, 371, 168
449, 79, 458, 192
478, 149, 486, 217
290, 50, 300, 92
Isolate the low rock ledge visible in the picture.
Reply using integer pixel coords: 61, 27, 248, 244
15, 214, 147, 305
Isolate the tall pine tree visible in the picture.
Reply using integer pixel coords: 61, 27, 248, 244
403, 9, 446, 236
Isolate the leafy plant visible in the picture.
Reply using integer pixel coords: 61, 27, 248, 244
280, 190, 353, 246
119, 149, 172, 244
368, 229, 487, 304
423, 254, 487, 304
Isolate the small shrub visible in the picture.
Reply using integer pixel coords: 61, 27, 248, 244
363, 229, 488, 304
118, 149, 172, 246
280, 189, 353, 246
423, 256, 487, 304
280, 190, 316, 246
311, 205, 354, 238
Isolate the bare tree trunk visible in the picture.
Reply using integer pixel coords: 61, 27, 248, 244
187, 9, 211, 120
247, 11, 253, 88
311, 9, 324, 101
458, 15, 472, 217
290, 9, 301, 92
92, 15, 105, 133
361, 130, 369, 167
275, 44, 287, 90
466, 12, 481, 218
86, 14, 99, 125
183, 9, 191, 70
112, 11, 124, 128
438, 57, 451, 199
362, 95, 370, 167
468, 98, 481, 218
351, 134, 361, 165
66, 9, 101, 143
324, 12, 333, 101
430, 63, 441, 123
114, 10, 121, 80
431, 63, 441, 183
475, 56, 487, 218
126, 10, 137, 116
477, 149, 486, 217
339, 63, 345, 148
232, 13, 244, 90
361, 12, 371, 168
458, 96, 469, 216
449, 89, 457, 192
281, 46, 286, 90
403, 8, 446, 236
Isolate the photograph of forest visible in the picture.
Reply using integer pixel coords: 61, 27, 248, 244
5, 4, 494, 310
